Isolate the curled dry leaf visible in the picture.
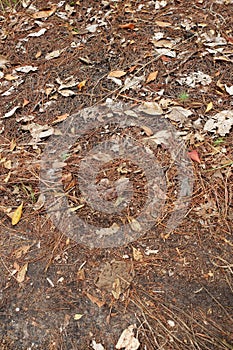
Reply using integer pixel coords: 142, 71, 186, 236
116, 325, 140, 350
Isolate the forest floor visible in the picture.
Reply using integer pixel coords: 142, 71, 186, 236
0, 0, 233, 349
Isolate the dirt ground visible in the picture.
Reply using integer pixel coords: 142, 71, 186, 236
0, 0, 233, 349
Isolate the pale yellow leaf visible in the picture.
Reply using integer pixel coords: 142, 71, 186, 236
12, 202, 23, 226
205, 102, 213, 113
146, 71, 158, 84
74, 313, 83, 320
108, 70, 127, 78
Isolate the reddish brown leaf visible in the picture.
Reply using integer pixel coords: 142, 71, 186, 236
188, 150, 201, 163
119, 23, 135, 30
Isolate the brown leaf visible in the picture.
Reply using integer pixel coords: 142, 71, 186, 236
108, 70, 127, 78
119, 23, 135, 30
32, 6, 56, 19
86, 292, 105, 308
146, 71, 158, 84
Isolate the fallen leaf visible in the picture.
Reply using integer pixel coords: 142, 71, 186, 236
77, 80, 87, 91
119, 23, 135, 30
23, 99, 30, 107
32, 6, 56, 19
27, 28, 47, 37
225, 84, 233, 95
45, 49, 64, 60
116, 325, 140, 350
16, 262, 28, 283
146, 70, 158, 83
108, 70, 127, 78
141, 125, 153, 136
86, 292, 105, 308
121, 75, 144, 92
58, 89, 76, 97
132, 247, 143, 261
52, 113, 69, 125
166, 106, 192, 124
205, 102, 213, 113
10, 139, 16, 151
73, 314, 83, 320
15, 66, 38, 73
2, 105, 20, 119
12, 202, 23, 225
129, 218, 141, 232
13, 245, 31, 259
91, 340, 105, 350
33, 193, 45, 210
204, 110, 233, 136
155, 20, 171, 27
188, 150, 201, 163
86, 24, 98, 33
4, 73, 19, 81
112, 277, 121, 299
138, 101, 163, 115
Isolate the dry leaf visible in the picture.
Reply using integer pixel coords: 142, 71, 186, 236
112, 277, 121, 299
2, 105, 21, 119
77, 80, 87, 91
108, 70, 127, 78
45, 49, 64, 60
129, 218, 141, 232
4, 73, 18, 81
119, 23, 135, 30
32, 6, 56, 19
146, 71, 158, 83
205, 102, 213, 113
27, 28, 47, 37
166, 106, 192, 124
141, 125, 153, 136
16, 262, 28, 283
52, 113, 69, 125
132, 247, 143, 262
225, 84, 233, 95
58, 89, 76, 97
155, 21, 171, 27
116, 325, 140, 350
86, 292, 105, 308
188, 150, 201, 163
33, 193, 45, 210
10, 139, 16, 151
15, 66, 38, 73
13, 245, 31, 259
73, 313, 83, 320
12, 202, 23, 226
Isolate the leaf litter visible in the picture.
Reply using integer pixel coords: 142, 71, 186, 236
0, 0, 233, 349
